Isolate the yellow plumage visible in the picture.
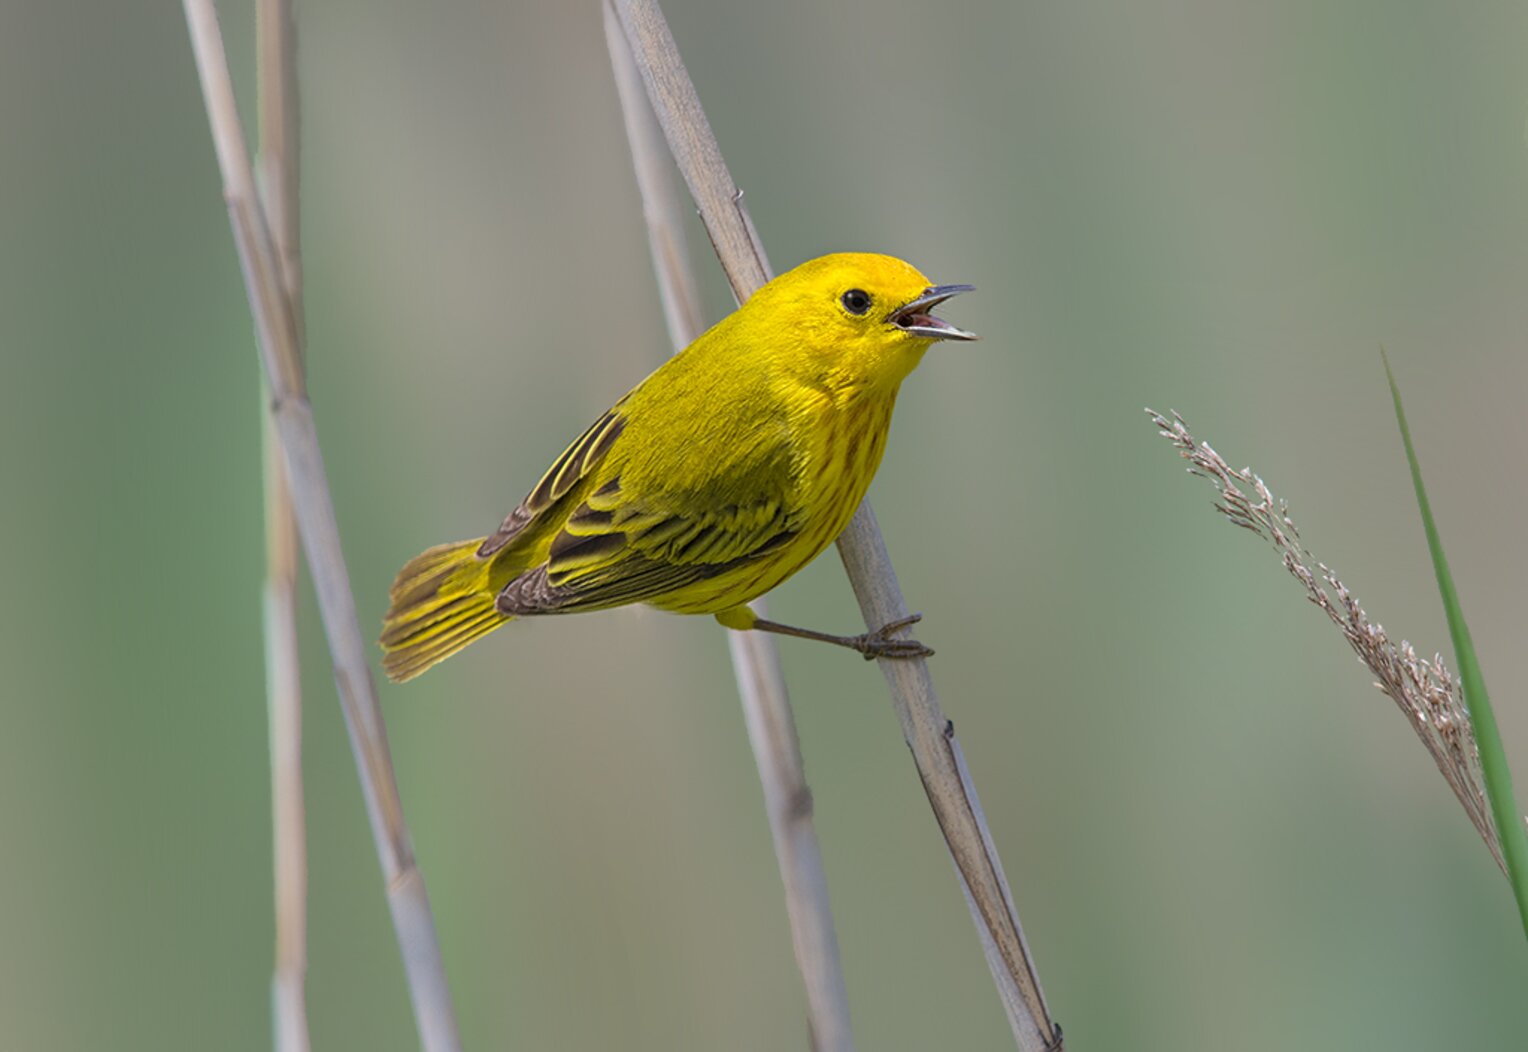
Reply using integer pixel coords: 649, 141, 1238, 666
381, 252, 975, 682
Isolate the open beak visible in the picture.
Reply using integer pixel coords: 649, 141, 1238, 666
889, 284, 977, 341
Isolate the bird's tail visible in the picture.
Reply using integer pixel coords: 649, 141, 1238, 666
380, 538, 509, 682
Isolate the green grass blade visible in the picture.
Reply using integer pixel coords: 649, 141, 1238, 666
1384, 351, 1528, 941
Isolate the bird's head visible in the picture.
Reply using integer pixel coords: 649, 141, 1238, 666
745, 253, 976, 392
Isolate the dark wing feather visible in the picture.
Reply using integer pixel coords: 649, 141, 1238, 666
488, 390, 803, 616
477, 405, 628, 558
495, 484, 799, 615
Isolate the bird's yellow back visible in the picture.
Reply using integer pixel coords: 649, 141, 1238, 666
381, 252, 974, 681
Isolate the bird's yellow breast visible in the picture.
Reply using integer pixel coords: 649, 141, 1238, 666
646, 381, 896, 615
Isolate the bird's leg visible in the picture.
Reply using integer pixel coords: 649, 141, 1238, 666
739, 611, 934, 661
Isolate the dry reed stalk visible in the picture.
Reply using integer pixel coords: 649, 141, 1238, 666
608, 3, 1061, 1048
181, 3, 463, 1048
1149, 409, 1505, 871
261, 433, 309, 1052
603, 9, 855, 1048
254, 1, 309, 1048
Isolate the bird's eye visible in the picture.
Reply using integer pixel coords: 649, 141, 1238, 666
841, 289, 872, 315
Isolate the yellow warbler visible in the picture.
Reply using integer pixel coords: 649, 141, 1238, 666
381, 252, 974, 682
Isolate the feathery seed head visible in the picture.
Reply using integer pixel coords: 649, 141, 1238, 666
1147, 409, 1505, 872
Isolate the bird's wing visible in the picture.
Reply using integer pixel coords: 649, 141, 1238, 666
476, 402, 629, 558
496, 457, 801, 616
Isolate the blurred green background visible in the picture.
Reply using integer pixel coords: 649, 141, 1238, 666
4, 0, 1528, 1048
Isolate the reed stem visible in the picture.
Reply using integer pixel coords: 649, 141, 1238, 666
181, 3, 462, 1047
604, 10, 856, 1047
254, 1, 309, 1048
608, 3, 1061, 1047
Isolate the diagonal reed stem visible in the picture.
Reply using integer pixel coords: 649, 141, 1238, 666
254, 0, 310, 1049
608, 3, 1061, 1048
181, 3, 462, 1048
603, 9, 855, 1049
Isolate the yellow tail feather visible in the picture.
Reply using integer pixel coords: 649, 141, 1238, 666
380, 538, 510, 682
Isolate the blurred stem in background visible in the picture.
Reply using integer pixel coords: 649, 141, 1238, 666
255, 0, 310, 1049
608, 2, 1062, 1049
181, 2, 463, 1048
603, 7, 855, 1050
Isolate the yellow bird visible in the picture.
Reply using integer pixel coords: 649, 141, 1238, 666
381, 252, 975, 682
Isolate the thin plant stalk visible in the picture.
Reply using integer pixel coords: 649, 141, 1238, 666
609, 3, 1061, 1048
181, 3, 462, 1048
262, 432, 309, 1052
254, 0, 310, 1048
1384, 357, 1528, 938
604, 9, 855, 1048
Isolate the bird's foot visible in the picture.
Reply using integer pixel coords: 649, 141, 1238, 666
852, 613, 934, 661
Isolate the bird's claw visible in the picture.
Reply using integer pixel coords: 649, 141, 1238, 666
854, 613, 934, 661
